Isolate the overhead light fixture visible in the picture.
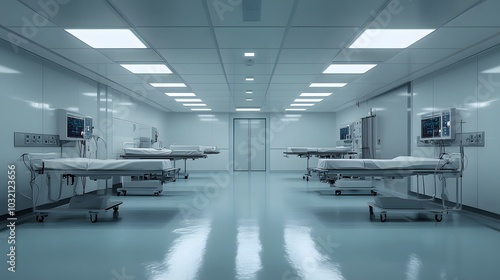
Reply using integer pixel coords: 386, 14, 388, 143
191, 108, 212, 111
300, 93, 332, 97
310, 83, 346, 88
0, 65, 20, 74
246, 90, 253, 94
246, 98, 253, 101
294, 98, 323, 102
150, 83, 187, 87
482, 66, 500, 73
165, 93, 196, 97
244, 52, 255, 57
65, 29, 146, 48
290, 103, 315, 106
175, 99, 202, 102
323, 64, 377, 74
245, 77, 254, 81
120, 64, 172, 74
286, 108, 307, 111
183, 103, 206, 107
349, 29, 435, 49
236, 108, 260, 111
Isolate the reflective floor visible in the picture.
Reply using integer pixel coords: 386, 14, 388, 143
2, 171, 500, 280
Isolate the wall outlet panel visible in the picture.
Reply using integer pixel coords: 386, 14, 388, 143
14, 132, 61, 147
417, 131, 485, 147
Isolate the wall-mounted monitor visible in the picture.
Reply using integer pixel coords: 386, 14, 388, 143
57, 109, 92, 141
340, 125, 351, 140
420, 108, 456, 141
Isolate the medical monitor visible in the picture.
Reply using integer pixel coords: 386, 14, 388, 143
340, 125, 351, 140
420, 108, 456, 141
57, 109, 87, 141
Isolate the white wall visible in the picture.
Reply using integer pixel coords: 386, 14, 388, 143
412, 44, 500, 214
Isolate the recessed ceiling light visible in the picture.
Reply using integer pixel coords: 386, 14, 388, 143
244, 52, 255, 57
150, 83, 187, 87
246, 98, 253, 101
191, 108, 212, 111
294, 99, 323, 102
246, 90, 253, 94
175, 99, 202, 102
120, 64, 172, 74
349, 29, 435, 49
286, 108, 307, 111
323, 64, 377, 74
291, 103, 315, 106
245, 77, 254, 81
183, 103, 206, 107
300, 93, 332, 97
65, 29, 146, 48
236, 108, 260, 111
165, 93, 196, 97
310, 83, 347, 88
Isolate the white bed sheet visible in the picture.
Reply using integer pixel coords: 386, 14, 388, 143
123, 147, 173, 156
286, 147, 351, 153
36, 158, 173, 171
318, 156, 459, 170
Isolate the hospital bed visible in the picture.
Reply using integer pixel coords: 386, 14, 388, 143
28, 155, 178, 222
120, 143, 219, 179
314, 155, 463, 222
283, 146, 354, 181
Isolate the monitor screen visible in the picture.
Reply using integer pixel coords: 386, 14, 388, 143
421, 116, 440, 139
67, 115, 84, 139
340, 126, 350, 140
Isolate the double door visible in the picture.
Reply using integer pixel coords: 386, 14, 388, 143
233, 118, 266, 171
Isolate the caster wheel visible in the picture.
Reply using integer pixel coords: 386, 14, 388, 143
117, 192, 121, 196
36, 215, 45, 223
154, 192, 160, 196
306, 177, 309, 181
123, 191, 127, 196
380, 214, 387, 222
435, 214, 443, 222
369, 206, 374, 215
303, 176, 305, 180
184, 175, 189, 179
335, 190, 341, 196
371, 190, 377, 196
90, 214, 98, 223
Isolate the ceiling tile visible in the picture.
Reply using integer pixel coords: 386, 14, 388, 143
111, 0, 208, 26
18, 0, 128, 28
279, 49, 340, 64
158, 49, 220, 64
292, 0, 386, 27
274, 63, 326, 75
271, 75, 316, 84
189, 83, 230, 91
386, 48, 461, 64
0, 0, 56, 27
214, 27, 285, 48
332, 49, 402, 63
170, 63, 224, 75
138, 27, 216, 48
98, 49, 163, 62
182, 75, 227, 84
446, 0, 500, 27
220, 49, 279, 64
53, 49, 114, 64
223, 64, 274, 75
411, 28, 500, 49
284, 27, 356, 49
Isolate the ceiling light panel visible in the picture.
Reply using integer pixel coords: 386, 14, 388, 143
175, 99, 202, 102
244, 52, 255, 57
236, 108, 260, 111
183, 103, 206, 106
165, 93, 196, 97
120, 64, 172, 74
286, 108, 307, 111
349, 29, 435, 49
65, 29, 147, 48
323, 64, 377, 74
294, 99, 323, 102
150, 83, 187, 87
300, 93, 332, 97
290, 103, 315, 106
191, 108, 212, 111
310, 83, 347, 88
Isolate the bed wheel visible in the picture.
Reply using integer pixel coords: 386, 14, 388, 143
371, 190, 377, 196
380, 213, 387, 222
154, 192, 160, 196
122, 191, 127, 196
36, 215, 45, 223
90, 214, 98, 223
435, 214, 443, 222
369, 206, 374, 215
184, 175, 189, 179
306, 177, 309, 181
302, 176, 305, 180
335, 190, 341, 196
117, 192, 121, 196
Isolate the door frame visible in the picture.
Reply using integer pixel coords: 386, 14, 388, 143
232, 118, 267, 171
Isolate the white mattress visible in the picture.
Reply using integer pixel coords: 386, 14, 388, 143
36, 158, 173, 171
123, 147, 173, 156
286, 147, 351, 153
317, 156, 459, 170
169, 145, 201, 151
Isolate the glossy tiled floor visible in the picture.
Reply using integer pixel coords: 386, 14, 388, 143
2, 171, 500, 280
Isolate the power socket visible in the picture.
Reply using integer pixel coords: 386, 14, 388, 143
15, 132, 61, 147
